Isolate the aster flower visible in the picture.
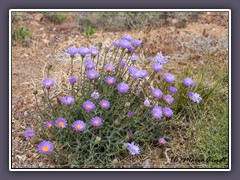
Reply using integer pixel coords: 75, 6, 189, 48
90, 46, 99, 56
188, 91, 202, 104
128, 66, 138, 74
154, 51, 168, 64
42, 78, 55, 89
131, 54, 139, 61
67, 47, 78, 56
158, 138, 166, 144
117, 82, 129, 93
151, 88, 163, 99
127, 45, 134, 52
24, 130, 35, 140
105, 46, 110, 50
86, 70, 99, 79
127, 142, 140, 155
127, 111, 134, 117
152, 63, 163, 72
38, 141, 53, 154
105, 77, 116, 85
162, 107, 173, 117
91, 91, 100, 100
119, 39, 132, 49
169, 86, 178, 93
163, 73, 175, 83
104, 64, 115, 72
78, 47, 90, 56
91, 117, 103, 127
61, 95, 74, 105
151, 105, 162, 119
99, 100, 110, 109
122, 34, 133, 42
72, 120, 86, 132
131, 39, 142, 47
163, 94, 174, 105
120, 61, 126, 67
183, 78, 194, 87
83, 101, 95, 112
112, 41, 120, 47
85, 58, 95, 70
55, 118, 67, 128
45, 121, 54, 129
144, 98, 150, 107
126, 130, 133, 139
69, 77, 77, 84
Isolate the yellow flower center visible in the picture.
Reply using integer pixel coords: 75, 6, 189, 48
46, 83, 50, 87
42, 146, 49, 152
94, 121, 99, 125
160, 140, 164, 144
165, 111, 169, 115
87, 105, 92, 109
48, 124, 52, 128
108, 80, 113, 84
102, 103, 107, 107
166, 98, 170, 103
59, 122, 63, 127
76, 125, 82, 130
107, 67, 111, 71
90, 74, 94, 78
155, 92, 159, 96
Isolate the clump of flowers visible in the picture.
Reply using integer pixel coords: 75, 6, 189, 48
26, 34, 203, 168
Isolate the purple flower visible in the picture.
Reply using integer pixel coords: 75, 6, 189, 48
78, 47, 90, 56
126, 130, 133, 139
144, 98, 150, 107
72, 120, 86, 132
38, 141, 53, 154
162, 107, 173, 117
163, 73, 175, 83
183, 78, 194, 87
105, 46, 110, 50
129, 68, 148, 79
122, 34, 133, 42
104, 64, 115, 72
86, 70, 99, 79
112, 41, 120, 47
117, 82, 129, 93
127, 142, 140, 155
83, 101, 95, 112
127, 46, 134, 52
55, 118, 67, 128
106, 77, 116, 85
119, 39, 132, 49
158, 138, 166, 144
151, 88, 163, 99
152, 63, 163, 72
127, 111, 134, 117
91, 91, 100, 100
128, 66, 138, 74
61, 95, 74, 105
131, 39, 142, 47
85, 58, 95, 70
99, 100, 110, 109
188, 91, 202, 104
147, 57, 152, 61
67, 47, 78, 56
163, 94, 174, 104
131, 54, 139, 61
151, 105, 162, 119
90, 46, 99, 56
154, 51, 168, 64
120, 61, 126, 67
91, 117, 103, 127
24, 130, 35, 140
69, 77, 77, 84
46, 121, 54, 129
42, 78, 55, 89
169, 86, 178, 93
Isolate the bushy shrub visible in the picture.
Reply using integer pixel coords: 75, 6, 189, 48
44, 12, 66, 24
24, 34, 204, 168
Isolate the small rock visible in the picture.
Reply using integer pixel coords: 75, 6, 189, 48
142, 159, 153, 168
